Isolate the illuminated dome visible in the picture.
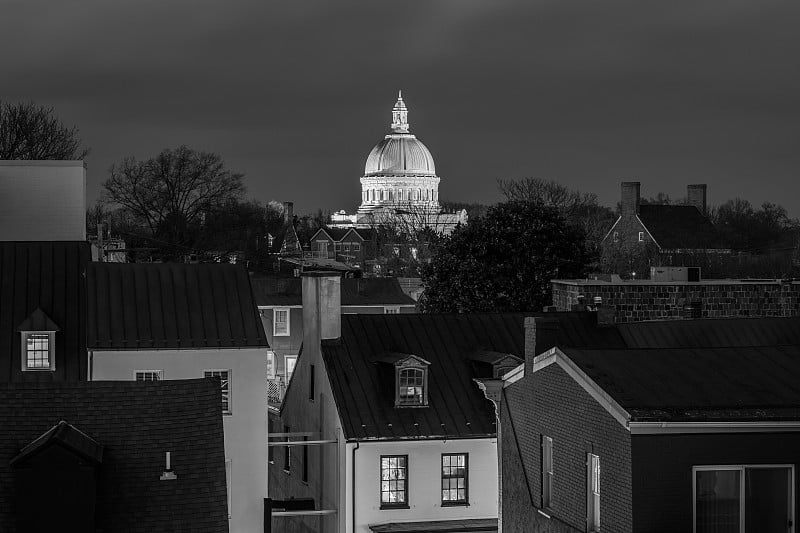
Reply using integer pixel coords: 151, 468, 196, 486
364, 135, 436, 176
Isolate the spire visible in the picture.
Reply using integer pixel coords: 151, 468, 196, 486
390, 90, 410, 133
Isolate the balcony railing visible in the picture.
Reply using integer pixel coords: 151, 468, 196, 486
268, 375, 289, 407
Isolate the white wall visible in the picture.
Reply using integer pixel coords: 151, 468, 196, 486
0, 161, 86, 241
347, 438, 498, 532
91, 348, 267, 533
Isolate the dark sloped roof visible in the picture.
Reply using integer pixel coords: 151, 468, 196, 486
0, 378, 229, 532
618, 316, 800, 348
638, 204, 721, 249
562, 345, 800, 421
251, 277, 416, 307
269, 222, 302, 255
323, 312, 624, 441
10, 420, 103, 466
87, 262, 268, 350
0, 242, 90, 381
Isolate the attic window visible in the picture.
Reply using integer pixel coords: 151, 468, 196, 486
23, 332, 54, 371
395, 359, 429, 407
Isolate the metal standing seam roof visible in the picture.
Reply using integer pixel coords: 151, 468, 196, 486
561, 345, 800, 421
87, 262, 268, 350
637, 204, 721, 249
322, 312, 625, 441
251, 277, 417, 307
0, 378, 229, 532
618, 316, 800, 348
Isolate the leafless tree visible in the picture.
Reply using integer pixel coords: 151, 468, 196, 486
0, 101, 89, 159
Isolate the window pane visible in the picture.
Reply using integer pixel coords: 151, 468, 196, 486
442, 454, 468, 504
696, 469, 741, 533
381, 456, 408, 505
745, 468, 790, 533
26, 333, 51, 369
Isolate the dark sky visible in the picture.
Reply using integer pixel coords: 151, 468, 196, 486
2, 0, 799, 215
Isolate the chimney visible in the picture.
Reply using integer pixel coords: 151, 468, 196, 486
302, 271, 341, 348
686, 184, 707, 215
283, 201, 294, 224
620, 181, 640, 215
524, 317, 560, 375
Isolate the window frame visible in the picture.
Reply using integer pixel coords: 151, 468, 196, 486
273, 308, 290, 336
613, 231, 619, 243
20, 331, 56, 372
441, 453, 469, 506
638, 231, 644, 242
395, 364, 428, 407
587, 453, 600, 532
380, 455, 409, 509
542, 436, 553, 510
134, 369, 164, 381
204, 369, 232, 415
285, 354, 298, 380
692, 464, 795, 533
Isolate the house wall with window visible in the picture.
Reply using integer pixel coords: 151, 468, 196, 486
502, 362, 632, 533
349, 438, 497, 531
90, 348, 268, 533
631, 432, 800, 532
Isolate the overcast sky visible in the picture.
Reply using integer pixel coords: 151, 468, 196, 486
2, 0, 798, 215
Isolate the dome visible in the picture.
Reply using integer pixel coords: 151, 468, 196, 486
364, 134, 436, 176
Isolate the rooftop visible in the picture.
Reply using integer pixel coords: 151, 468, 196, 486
252, 276, 416, 307
637, 204, 722, 250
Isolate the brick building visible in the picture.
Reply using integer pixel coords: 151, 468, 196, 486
485, 314, 800, 533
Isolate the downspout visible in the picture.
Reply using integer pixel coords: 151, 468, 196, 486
352, 442, 360, 533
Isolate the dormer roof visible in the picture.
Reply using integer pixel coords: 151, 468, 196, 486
10, 420, 103, 467
16, 308, 60, 332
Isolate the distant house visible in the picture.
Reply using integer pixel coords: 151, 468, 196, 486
601, 182, 728, 274
87, 262, 270, 533
309, 227, 375, 266
494, 314, 800, 533
0, 241, 91, 382
251, 275, 417, 411
0, 378, 229, 532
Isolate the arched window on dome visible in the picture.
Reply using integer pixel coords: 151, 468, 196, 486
417, 189, 422, 201
389, 189, 393, 202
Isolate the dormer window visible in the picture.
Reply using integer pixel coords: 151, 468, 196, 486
394, 355, 430, 407
17, 308, 60, 372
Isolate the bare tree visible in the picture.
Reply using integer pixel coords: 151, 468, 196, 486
102, 146, 245, 258
0, 101, 89, 159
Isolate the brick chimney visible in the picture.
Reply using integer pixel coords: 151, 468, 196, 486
686, 184, 707, 215
524, 317, 560, 375
283, 201, 294, 224
620, 182, 641, 215
302, 272, 341, 347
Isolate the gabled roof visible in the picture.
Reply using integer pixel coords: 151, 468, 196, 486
0, 378, 229, 531
0, 242, 90, 381
270, 222, 302, 255
560, 345, 800, 422
251, 276, 416, 307
322, 312, 624, 441
87, 262, 268, 350
10, 420, 103, 466
637, 204, 721, 250
16, 308, 60, 332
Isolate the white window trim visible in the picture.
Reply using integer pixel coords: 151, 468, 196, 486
542, 436, 553, 509
267, 351, 277, 380
204, 369, 232, 415
273, 307, 290, 337
134, 369, 164, 381
587, 453, 600, 532
638, 231, 644, 242
692, 464, 795, 533
20, 331, 56, 372
284, 355, 298, 381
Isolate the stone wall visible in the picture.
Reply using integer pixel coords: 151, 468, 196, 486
552, 280, 800, 323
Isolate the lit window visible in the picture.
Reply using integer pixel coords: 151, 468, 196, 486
384, 306, 400, 314
204, 370, 231, 414
397, 368, 425, 406
441, 454, 468, 505
587, 454, 600, 532
23, 332, 54, 371
273, 308, 290, 336
638, 231, 644, 242
135, 370, 163, 381
381, 455, 408, 507
542, 436, 553, 509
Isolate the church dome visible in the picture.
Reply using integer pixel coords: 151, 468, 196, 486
363, 91, 436, 177
364, 134, 436, 176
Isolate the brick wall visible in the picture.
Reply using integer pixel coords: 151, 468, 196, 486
502, 363, 632, 533
552, 280, 800, 323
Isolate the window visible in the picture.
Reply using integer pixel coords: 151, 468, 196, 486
204, 370, 231, 414
22, 332, 55, 371
353, 243, 361, 252
309, 364, 315, 401
267, 351, 276, 380
694, 465, 793, 533
302, 436, 309, 483
285, 355, 297, 379
334, 242, 342, 252
273, 308, 290, 336
542, 436, 553, 509
384, 306, 400, 314
225, 459, 232, 519
397, 367, 425, 406
587, 454, 600, 532
613, 231, 619, 243
442, 453, 468, 505
638, 231, 644, 242
283, 425, 291, 473
135, 370, 163, 381
381, 455, 408, 508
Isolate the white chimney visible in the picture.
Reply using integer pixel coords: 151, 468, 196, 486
302, 272, 342, 346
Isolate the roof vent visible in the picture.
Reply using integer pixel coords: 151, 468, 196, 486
160, 451, 177, 481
